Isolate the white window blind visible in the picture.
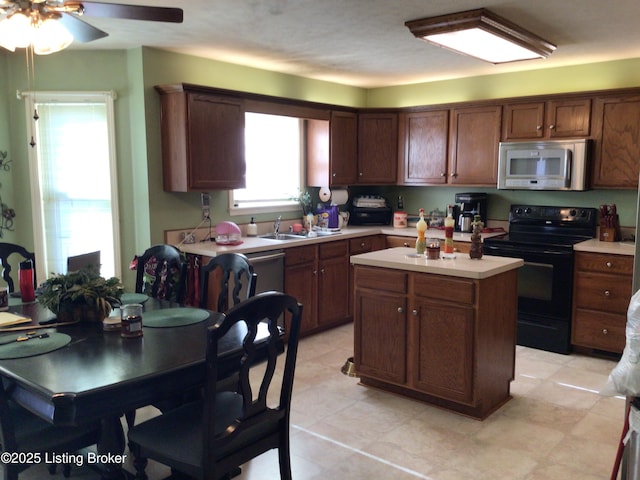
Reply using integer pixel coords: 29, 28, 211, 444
22, 91, 120, 280
229, 112, 303, 215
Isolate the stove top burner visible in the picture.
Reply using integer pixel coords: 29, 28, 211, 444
485, 204, 597, 249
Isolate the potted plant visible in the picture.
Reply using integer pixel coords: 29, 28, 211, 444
37, 268, 124, 323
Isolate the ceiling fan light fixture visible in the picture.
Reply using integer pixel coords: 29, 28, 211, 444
33, 16, 73, 54
5, 12, 33, 49
405, 8, 556, 64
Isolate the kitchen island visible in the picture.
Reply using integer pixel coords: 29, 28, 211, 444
350, 247, 523, 419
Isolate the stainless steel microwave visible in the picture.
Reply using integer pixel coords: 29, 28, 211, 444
497, 139, 591, 191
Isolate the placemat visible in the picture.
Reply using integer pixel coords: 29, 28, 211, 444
142, 308, 209, 328
120, 293, 149, 304
0, 333, 71, 359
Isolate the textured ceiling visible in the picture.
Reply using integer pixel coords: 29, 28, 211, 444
61, 0, 640, 88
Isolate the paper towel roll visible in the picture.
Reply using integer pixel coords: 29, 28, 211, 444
330, 188, 349, 205
319, 187, 331, 203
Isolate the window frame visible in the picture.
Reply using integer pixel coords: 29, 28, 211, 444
21, 90, 121, 281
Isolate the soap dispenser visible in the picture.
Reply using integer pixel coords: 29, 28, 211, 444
247, 217, 258, 237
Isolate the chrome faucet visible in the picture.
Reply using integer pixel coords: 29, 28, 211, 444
274, 215, 282, 235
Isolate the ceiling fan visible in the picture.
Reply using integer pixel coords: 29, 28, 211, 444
0, 1, 183, 53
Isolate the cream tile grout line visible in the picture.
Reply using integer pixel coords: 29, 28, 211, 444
292, 424, 434, 480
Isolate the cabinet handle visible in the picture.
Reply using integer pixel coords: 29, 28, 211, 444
606, 262, 613, 268
536, 125, 542, 131
549, 124, 555, 130
403, 242, 410, 247
397, 307, 404, 313
360, 242, 365, 248
412, 309, 418, 316
332, 172, 336, 177
359, 172, 363, 177
450, 172, 458, 178
320, 268, 325, 275
603, 329, 609, 335
440, 172, 446, 177
313, 270, 317, 276
604, 290, 611, 297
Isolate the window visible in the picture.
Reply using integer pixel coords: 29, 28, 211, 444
22, 91, 120, 280
229, 112, 303, 215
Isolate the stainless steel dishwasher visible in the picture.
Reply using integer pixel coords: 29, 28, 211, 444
244, 249, 285, 327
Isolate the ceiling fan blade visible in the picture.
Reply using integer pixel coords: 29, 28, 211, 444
58, 12, 108, 43
67, 2, 183, 23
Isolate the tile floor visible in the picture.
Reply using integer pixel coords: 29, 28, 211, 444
22, 322, 628, 479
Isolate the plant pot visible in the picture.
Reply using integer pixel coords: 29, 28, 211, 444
57, 304, 107, 324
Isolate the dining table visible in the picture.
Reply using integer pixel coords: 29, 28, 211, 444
0, 294, 281, 480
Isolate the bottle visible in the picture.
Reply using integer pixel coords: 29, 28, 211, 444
19, 260, 35, 302
247, 217, 258, 236
415, 208, 427, 254
444, 208, 455, 256
469, 215, 484, 259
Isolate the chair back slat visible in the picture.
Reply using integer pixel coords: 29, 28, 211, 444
199, 253, 257, 311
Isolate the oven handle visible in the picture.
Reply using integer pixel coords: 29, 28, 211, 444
484, 243, 573, 258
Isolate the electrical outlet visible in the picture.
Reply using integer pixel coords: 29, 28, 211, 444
201, 193, 210, 220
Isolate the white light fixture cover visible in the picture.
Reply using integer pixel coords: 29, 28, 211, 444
0, 9, 74, 54
406, 8, 556, 64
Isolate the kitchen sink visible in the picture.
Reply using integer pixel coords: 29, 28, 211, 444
258, 233, 306, 241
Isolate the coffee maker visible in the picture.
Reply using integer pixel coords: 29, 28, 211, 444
454, 192, 488, 232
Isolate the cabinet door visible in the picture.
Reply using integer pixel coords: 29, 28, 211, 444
411, 298, 474, 404
591, 95, 640, 189
502, 102, 545, 140
330, 111, 358, 186
401, 110, 449, 184
354, 289, 407, 384
284, 247, 318, 334
449, 105, 501, 185
546, 98, 591, 138
187, 94, 245, 190
318, 255, 350, 326
358, 113, 398, 184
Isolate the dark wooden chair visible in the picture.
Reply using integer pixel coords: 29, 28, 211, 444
0, 380, 101, 480
0, 243, 36, 294
199, 253, 257, 311
128, 291, 303, 480
134, 244, 187, 304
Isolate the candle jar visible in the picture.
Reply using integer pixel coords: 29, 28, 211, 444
121, 303, 143, 338
426, 238, 440, 260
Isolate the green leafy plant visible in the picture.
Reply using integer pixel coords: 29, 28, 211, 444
297, 190, 313, 215
37, 268, 124, 319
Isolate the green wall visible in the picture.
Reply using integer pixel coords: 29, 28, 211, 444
1, 47, 639, 289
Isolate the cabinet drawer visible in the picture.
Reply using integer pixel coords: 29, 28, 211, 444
354, 266, 407, 294
350, 236, 380, 255
575, 252, 633, 275
386, 236, 415, 248
573, 308, 625, 353
319, 240, 348, 260
285, 245, 316, 267
574, 272, 632, 314
412, 274, 475, 305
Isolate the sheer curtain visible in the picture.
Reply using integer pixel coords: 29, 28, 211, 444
23, 92, 120, 280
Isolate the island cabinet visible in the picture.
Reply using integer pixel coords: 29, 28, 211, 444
155, 85, 245, 192
357, 112, 398, 184
572, 251, 633, 354
353, 262, 518, 419
591, 93, 640, 189
502, 98, 591, 140
448, 105, 502, 186
284, 240, 351, 336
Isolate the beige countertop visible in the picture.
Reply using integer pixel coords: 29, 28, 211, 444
350, 247, 523, 280
176, 226, 506, 257
574, 238, 636, 256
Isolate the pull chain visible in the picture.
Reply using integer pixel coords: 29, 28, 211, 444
25, 46, 38, 147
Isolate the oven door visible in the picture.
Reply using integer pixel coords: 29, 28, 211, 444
484, 242, 574, 353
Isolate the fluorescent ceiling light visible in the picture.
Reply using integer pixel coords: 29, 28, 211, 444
405, 8, 556, 64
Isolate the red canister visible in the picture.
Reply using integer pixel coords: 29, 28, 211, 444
19, 260, 35, 302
